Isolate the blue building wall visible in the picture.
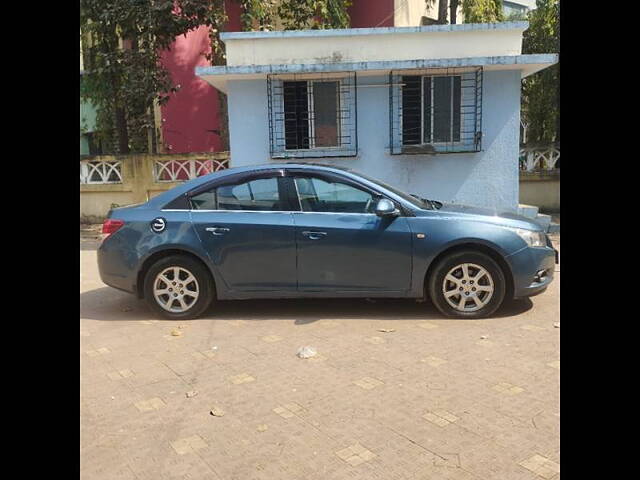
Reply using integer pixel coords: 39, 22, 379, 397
226, 69, 521, 210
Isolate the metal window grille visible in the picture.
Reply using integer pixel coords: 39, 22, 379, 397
267, 72, 357, 159
389, 67, 483, 154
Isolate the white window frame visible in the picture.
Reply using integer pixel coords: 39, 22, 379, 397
307, 80, 342, 150
278, 74, 348, 152
421, 75, 463, 146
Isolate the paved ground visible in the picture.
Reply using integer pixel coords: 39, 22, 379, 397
80, 232, 560, 480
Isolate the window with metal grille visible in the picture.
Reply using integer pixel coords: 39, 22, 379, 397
390, 68, 482, 154
268, 73, 357, 158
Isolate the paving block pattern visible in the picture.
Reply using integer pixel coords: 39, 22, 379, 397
170, 435, 208, 455
81, 236, 560, 480
228, 373, 256, 385
519, 454, 561, 478
353, 376, 385, 390
422, 355, 448, 366
493, 382, 525, 395
261, 334, 283, 343
423, 409, 459, 426
134, 397, 166, 412
335, 443, 377, 466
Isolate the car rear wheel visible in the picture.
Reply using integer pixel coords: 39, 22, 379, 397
428, 250, 506, 319
143, 255, 214, 320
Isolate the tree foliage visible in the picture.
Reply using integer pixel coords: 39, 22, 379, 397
461, 0, 504, 23
521, 0, 559, 144
234, 0, 277, 31
277, 0, 352, 30
80, 1, 225, 154
438, 0, 449, 24
81, 0, 354, 154
449, 0, 460, 24
435, 0, 501, 25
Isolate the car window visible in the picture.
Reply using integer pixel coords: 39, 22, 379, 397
294, 176, 375, 213
191, 177, 285, 211
190, 190, 217, 210
354, 171, 431, 210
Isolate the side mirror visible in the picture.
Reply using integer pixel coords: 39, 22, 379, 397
374, 198, 400, 217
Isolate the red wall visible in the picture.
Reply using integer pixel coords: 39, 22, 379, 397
159, 1, 242, 153
160, 0, 394, 153
349, 0, 395, 28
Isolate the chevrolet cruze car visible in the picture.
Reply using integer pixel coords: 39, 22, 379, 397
97, 163, 557, 320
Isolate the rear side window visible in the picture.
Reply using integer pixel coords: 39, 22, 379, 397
190, 190, 216, 210
190, 177, 286, 211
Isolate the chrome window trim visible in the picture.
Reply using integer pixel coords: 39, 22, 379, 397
292, 211, 377, 216
190, 209, 294, 214
165, 167, 412, 216
161, 208, 376, 216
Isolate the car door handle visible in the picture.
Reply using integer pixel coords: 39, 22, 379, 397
301, 231, 327, 240
205, 227, 230, 236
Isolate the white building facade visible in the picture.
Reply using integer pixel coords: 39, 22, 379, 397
197, 22, 556, 211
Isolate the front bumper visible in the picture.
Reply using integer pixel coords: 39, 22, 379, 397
507, 245, 557, 299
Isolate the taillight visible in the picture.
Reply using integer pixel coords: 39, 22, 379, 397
101, 219, 124, 240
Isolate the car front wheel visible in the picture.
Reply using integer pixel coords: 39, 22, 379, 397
143, 255, 214, 320
428, 250, 506, 319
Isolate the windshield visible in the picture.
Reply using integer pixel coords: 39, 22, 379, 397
353, 171, 432, 210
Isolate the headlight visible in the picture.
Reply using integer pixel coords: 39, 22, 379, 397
505, 227, 547, 247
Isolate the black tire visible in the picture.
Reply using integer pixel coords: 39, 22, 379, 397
428, 250, 506, 319
143, 255, 214, 320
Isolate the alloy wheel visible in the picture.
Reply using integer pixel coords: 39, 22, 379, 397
442, 263, 494, 312
153, 266, 200, 313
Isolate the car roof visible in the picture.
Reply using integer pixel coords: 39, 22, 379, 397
145, 162, 359, 208
247, 162, 353, 173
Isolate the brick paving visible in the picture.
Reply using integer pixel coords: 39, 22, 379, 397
80, 233, 559, 480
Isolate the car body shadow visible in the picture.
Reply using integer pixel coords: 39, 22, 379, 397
80, 287, 533, 323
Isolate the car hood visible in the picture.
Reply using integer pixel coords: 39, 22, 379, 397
414, 202, 544, 231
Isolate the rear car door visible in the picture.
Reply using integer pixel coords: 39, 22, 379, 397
189, 170, 297, 292
288, 171, 413, 293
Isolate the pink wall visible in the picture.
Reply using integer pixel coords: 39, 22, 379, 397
160, 0, 394, 153
159, 1, 241, 153
349, 0, 395, 28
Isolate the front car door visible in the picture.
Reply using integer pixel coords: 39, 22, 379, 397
189, 170, 297, 293
287, 170, 413, 294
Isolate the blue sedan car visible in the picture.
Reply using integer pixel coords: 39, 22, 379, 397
98, 163, 556, 320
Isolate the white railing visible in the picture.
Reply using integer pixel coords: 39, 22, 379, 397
154, 157, 229, 182
80, 160, 123, 184
519, 145, 560, 172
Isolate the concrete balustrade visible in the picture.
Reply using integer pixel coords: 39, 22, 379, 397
80, 152, 230, 222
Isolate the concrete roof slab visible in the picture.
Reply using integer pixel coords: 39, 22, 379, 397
196, 54, 558, 93
219, 21, 529, 41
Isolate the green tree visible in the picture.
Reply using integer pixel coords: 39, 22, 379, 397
203, 0, 352, 149
521, 0, 559, 144
462, 0, 504, 23
80, 1, 224, 154
234, 0, 278, 31
435, 0, 501, 25
438, 0, 449, 24
504, 10, 528, 21
450, 0, 460, 24
277, 0, 352, 30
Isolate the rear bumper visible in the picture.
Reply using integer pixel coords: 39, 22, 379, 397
97, 237, 138, 295
507, 245, 556, 299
